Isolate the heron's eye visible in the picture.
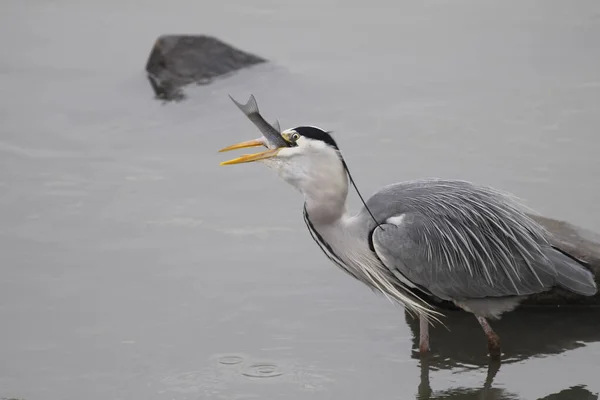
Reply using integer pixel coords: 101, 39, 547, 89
291, 132, 300, 142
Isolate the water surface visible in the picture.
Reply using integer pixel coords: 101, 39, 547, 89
1, 0, 600, 399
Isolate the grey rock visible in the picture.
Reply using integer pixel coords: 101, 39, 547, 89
523, 214, 600, 306
145, 35, 267, 101
418, 215, 600, 309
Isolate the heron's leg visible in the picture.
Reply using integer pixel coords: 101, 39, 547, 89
476, 316, 501, 359
419, 314, 430, 353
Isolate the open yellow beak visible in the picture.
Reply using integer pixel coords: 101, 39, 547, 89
219, 138, 281, 166
218, 138, 265, 153
220, 148, 280, 166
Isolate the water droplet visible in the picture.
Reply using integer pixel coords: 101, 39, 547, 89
218, 355, 244, 365
242, 363, 283, 378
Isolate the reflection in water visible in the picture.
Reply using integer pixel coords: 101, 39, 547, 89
539, 387, 599, 400
417, 358, 598, 400
417, 358, 506, 400
405, 308, 600, 367
405, 308, 600, 400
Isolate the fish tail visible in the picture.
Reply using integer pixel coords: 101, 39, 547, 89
229, 94, 259, 116
271, 119, 281, 133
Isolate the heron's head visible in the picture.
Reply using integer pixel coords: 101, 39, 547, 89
219, 126, 348, 199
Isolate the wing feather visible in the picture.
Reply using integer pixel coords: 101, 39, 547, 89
372, 213, 554, 300
365, 179, 558, 300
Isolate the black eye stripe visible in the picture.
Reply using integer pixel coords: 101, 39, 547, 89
292, 126, 339, 150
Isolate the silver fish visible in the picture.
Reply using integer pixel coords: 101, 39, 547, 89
222, 94, 291, 151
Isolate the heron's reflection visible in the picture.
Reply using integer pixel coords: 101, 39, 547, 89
417, 357, 597, 400
405, 307, 600, 367
417, 357, 502, 399
406, 307, 600, 400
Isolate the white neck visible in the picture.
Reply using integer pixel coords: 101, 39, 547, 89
269, 139, 351, 224
303, 173, 349, 224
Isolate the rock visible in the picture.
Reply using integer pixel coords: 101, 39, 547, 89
145, 35, 267, 101
417, 215, 600, 310
523, 214, 600, 306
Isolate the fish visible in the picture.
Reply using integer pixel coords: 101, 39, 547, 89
224, 94, 292, 150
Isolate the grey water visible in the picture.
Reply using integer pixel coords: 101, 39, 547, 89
1, 0, 600, 399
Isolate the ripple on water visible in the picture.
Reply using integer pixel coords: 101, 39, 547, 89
242, 363, 283, 378
217, 355, 244, 365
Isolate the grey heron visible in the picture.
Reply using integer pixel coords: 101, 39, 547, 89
218, 121, 597, 358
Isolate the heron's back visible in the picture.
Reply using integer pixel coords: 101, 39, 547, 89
360, 179, 596, 304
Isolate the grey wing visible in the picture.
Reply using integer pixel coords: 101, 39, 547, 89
364, 179, 596, 304
371, 211, 558, 301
